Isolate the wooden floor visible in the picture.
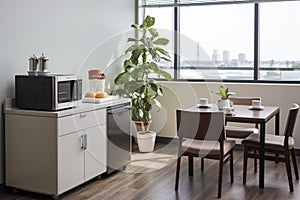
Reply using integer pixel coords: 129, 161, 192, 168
1, 141, 300, 200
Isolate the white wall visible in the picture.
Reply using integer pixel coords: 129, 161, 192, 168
0, 0, 135, 184
152, 82, 300, 147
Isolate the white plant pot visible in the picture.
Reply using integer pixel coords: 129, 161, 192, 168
137, 131, 156, 152
217, 99, 231, 110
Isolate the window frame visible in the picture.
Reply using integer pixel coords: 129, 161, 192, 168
140, 0, 300, 84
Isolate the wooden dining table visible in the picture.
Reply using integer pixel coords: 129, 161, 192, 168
185, 104, 280, 188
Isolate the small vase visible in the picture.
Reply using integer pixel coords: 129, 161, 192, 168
217, 99, 231, 110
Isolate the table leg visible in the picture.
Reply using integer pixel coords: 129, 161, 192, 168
275, 112, 280, 163
275, 112, 280, 136
259, 122, 266, 188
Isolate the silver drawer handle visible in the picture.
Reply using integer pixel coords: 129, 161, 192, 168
80, 135, 84, 150
84, 134, 87, 150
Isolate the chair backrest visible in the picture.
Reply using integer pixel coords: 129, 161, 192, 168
284, 103, 299, 139
229, 97, 261, 105
176, 110, 225, 141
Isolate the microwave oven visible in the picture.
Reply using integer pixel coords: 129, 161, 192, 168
15, 74, 82, 111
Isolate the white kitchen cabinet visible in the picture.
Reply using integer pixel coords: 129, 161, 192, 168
58, 124, 107, 194
58, 130, 84, 194
5, 103, 107, 198
84, 125, 106, 181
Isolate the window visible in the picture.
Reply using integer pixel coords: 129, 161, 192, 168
145, 7, 175, 78
259, 1, 300, 81
140, 0, 300, 83
180, 4, 254, 80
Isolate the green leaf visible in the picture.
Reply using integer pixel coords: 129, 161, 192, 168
131, 24, 139, 29
144, 103, 152, 112
127, 38, 139, 42
125, 82, 142, 94
150, 50, 161, 62
142, 52, 147, 63
161, 56, 172, 62
149, 62, 159, 72
142, 111, 151, 122
149, 28, 158, 38
112, 88, 126, 97
157, 87, 163, 96
220, 87, 226, 98
144, 38, 153, 49
114, 71, 131, 85
130, 49, 142, 65
149, 82, 158, 93
138, 109, 144, 119
156, 47, 171, 58
153, 38, 169, 45
125, 44, 140, 54
157, 69, 173, 81
153, 99, 162, 110
123, 60, 135, 71
142, 15, 155, 28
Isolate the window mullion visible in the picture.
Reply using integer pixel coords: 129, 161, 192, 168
254, 3, 259, 81
174, 1, 180, 80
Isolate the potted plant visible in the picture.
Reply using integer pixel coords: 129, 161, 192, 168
113, 15, 172, 152
212, 86, 235, 109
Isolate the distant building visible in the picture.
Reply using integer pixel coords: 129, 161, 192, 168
212, 49, 220, 63
238, 53, 246, 64
231, 59, 238, 67
223, 50, 230, 63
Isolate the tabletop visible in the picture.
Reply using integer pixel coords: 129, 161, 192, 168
185, 104, 280, 123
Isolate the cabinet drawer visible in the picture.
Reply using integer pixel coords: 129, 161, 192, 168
58, 109, 106, 136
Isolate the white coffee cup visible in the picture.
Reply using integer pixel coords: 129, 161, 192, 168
199, 98, 208, 106
252, 100, 261, 108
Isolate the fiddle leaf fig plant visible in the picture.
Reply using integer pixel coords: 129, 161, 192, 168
114, 15, 172, 125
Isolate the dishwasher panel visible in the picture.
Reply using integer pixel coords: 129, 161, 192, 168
107, 103, 131, 174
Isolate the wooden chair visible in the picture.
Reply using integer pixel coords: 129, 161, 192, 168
227, 97, 261, 173
175, 110, 235, 198
226, 97, 261, 139
242, 103, 299, 192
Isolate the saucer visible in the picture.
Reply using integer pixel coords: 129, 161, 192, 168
225, 111, 235, 115
249, 106, 264, 110
197, 104, 210, 108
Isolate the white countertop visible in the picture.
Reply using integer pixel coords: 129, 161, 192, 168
4, 97, 131, 118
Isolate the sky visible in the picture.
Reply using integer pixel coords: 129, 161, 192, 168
145, 1, 300, 61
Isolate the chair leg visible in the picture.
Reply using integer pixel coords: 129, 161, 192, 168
188, 156, 194, 176
291, 149, 299, 180
254, 149, 257, 174
230, 150, 234, 183
218, 159, 224, 198
175, 156, 182, 191
243, 146, 248, 185
284, 150, 294, 192
275, 153, 280, 164
201, 158, 204, 172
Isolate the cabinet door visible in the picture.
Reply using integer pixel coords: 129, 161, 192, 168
84, 125, 107, 181
58, 131, 84, 193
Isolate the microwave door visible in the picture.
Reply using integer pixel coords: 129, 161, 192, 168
58, 81, 72, 103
